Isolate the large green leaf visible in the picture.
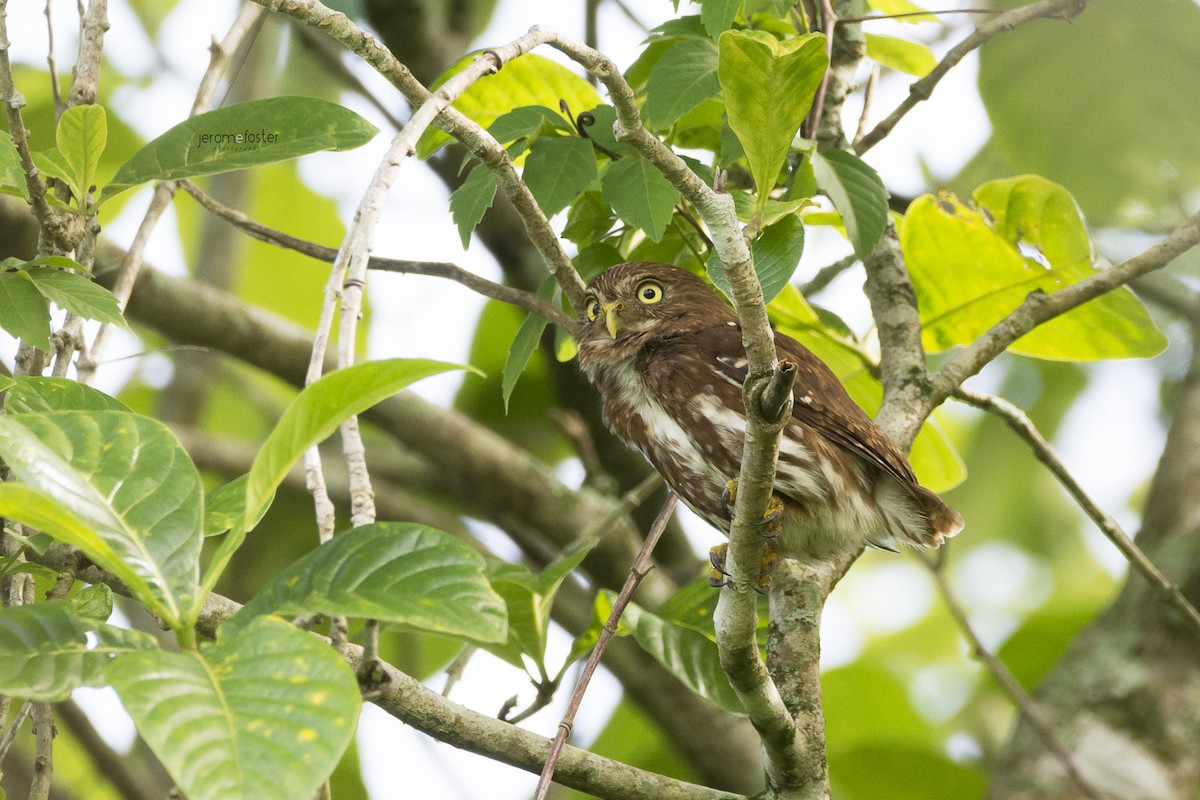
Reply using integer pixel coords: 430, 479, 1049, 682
0, 271, 50, 350
902, 180, 1167, 360
601, 157, 681, 242
109, 617, 360, 800
718, 30, 827, 213
56, 104, 107, 203
810, 148, 888, 260
417, 53, 602, 158
643, 38, 721, 131
229, 523, 506, 644
103, 97, 378, 200
2, 376, 130, 413
242, 359, 477, 533
976, 0, 1200, 223
617, 595, 743, 714
701, 0, 742, 37
522, 135, 598, 217
0, 601, 155, 701
0, 412, 202, 627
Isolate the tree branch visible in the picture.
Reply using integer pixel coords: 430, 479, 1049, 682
920, 553, 1106, 800
955, 386, 1200, 638
854, 0, 1091, 155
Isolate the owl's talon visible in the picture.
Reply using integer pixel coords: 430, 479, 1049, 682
720, 482, 735, 520
708, 543, 730, 587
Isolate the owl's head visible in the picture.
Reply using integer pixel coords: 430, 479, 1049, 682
576, 263, 735, 366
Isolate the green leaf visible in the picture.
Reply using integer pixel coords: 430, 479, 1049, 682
31, 148, 77, 198
26, 268, 127, 327
449, 163, 498, 249
2, 376, 129, 413
601, 157, 681, 242
810, 148, 888, 259
902, 184, 1167, 360
241, 359, 476, 534
718, 30, 827, 211
0, 271, 50, 351
0, 601, 154, 701
56, 104, 107, 202
1, 255, 90, 273
0, 412, 202, 628
109, 617, 360, 800
864, 33, 936, 76
103, 97, 378, 199
866, 0, 937, 23
418, 53, 602, 158
618, 596, 744, 713
70, 583, 114, 624
231, 523, 507, 644
708, 214, 805, 304
701, 0, 742, 38
562, 190, 616, 246
643, 39, 720, 131
522, 135, 598, 217
502, 312, 549, 414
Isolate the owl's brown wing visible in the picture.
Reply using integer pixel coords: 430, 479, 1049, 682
696, 321, 919, 487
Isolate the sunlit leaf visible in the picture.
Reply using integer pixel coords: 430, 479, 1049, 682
26, 268, 127, 327
864, 33, 936, 76
56, 104, 107, 203
718, 30, 827, 212
2, 377, 130, 414
418, 54, 602, 158
110, 617, 360, 800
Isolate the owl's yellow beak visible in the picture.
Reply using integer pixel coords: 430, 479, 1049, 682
601, 300, 624, 339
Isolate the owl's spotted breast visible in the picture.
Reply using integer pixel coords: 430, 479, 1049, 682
576, 261, 963, 559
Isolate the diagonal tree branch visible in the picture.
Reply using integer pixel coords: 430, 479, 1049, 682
854, 0, 1091, 155
955, 386, 1200, 638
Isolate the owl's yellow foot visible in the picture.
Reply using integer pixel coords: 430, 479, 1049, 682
708, 542, 778, 593
720, 479, 785, 535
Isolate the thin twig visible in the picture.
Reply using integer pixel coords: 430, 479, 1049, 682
176, 178, 573, 330
0, 0, 53, 223
852, 63, 880, 146
806, 0, 837, 141
533, 492, 678, 800
955, 386, 1200, 638
921, 553, 1107, 800
441, 646, 476, 697
855, 0, 1090, 154
43, 0, 63, 116
0, 700, 32, 764
838, 8, 1009, 23
65, 0, 107, 108
54, 699, 161, 800
79, 2, 266, 382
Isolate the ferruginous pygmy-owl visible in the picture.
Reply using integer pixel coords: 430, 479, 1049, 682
576, 262, 963, 561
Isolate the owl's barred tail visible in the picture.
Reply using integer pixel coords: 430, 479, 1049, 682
875, 477, 964, 549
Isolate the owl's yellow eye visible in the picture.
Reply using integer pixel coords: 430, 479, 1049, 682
635, 280, 663, 305
585, 296, 601, 321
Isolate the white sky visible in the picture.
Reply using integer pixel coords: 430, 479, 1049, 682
2, 1, 1173, 797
